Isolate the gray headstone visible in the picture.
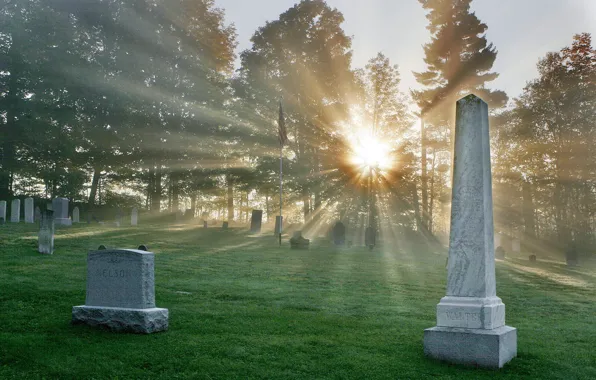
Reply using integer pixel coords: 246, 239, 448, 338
38, 210, 55, 254
34, 206, 41, 222
115, 209, 123, 225
423, 95, 516, 368
71, 248, 168, 333
52, 198, 72, 226
222, 221, 229, 229
10, 199, 20, 223
332, 222, 346, 246
0, 201, 6, 223
24, 197, 34, 223
131, 208, 138, 226
250, 210, 263, 233
274, 216, 283, 235
72, 207, 80, 223
512, 239, 520, 253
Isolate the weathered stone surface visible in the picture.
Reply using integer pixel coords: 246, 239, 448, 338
86, 249, 156, 309
495, 246, 505, 260
24, 197, 34, 223
11, 199, 20, 223
250, 210, 263, 233
72, 248, 168, 333
424, 95, 516, 369
424, 326, 517, 369
52, 198, 72, 226
274, 216, 283, 235
34, 206, 41, 222
131, 208, 138, 226
72, 207, 80, 223
38, 210, 55, 254
72, 306, 168, 334
0, 201, 6, 223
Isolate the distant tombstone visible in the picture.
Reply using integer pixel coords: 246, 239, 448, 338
185, 208, 193, 220
494, 233, 502, 248
72, 207, 80, 223
115, 209, 123, 225
10, 199, 20, 223
34, 206, 42, 222
0, 200, 6, 223
72, 248, 169, 333
365, 227, 376, 250
203, 220, 208, 228
250, 210, 263, 233
512, 239, 521, 253
495, 246, 506, 260
529, 255, 537, 263
52, 198, 72, 225
24, 197, 34, 223
290, 231, 310, 250
332, 222, 346, 246
38, 210, 55, 254
274, 216, 283, 235
131, 208, 138, 226
566, 243, 579, 267
0, 217, 4, 225
138, 244, 148, 251
222, 221, 229, 229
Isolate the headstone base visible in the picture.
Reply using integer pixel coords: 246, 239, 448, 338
436, 296, 505, 329
55, 218, 72, 226
423, 326, 517, 369
72, 305, 169, 334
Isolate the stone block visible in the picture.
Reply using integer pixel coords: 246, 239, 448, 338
72, 248, 168, 333
25, 197, 34, 223
424, 326, 517, 369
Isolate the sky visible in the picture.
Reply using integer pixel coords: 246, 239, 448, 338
215, 0, 596, 104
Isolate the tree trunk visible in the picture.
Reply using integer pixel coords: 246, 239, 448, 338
88, 167, 102, 207
428, 150, 436, 233
420, 116, 429, 230
227, 174, 234, 221
522, 178, 536, 238
151, 163, 162, 212
171, 171, 179, 212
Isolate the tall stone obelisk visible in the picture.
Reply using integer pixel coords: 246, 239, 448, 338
423, 95, 517, 368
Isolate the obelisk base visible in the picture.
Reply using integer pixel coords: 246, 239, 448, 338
424, 326, 517, 369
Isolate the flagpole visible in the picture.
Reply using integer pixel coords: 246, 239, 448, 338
279, 142, 283, 246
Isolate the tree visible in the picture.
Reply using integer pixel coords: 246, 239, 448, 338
412, 0, 507, 233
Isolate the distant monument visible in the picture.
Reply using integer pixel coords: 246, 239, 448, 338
34, 206, 41, 222
332, 221, 346, 246
290, 231, 310, 249
0, 201, 6, 223
38, 210, 55, 254
24, 197, 34, 223
72, 247, 169, 333
52, 198, 72, 226
423, 95, 517, 368
10, 199, 20, 223
131, 208, 138, 226
72, 207, 80, 223
250, 210, 263, 233
222, 221, 229, 229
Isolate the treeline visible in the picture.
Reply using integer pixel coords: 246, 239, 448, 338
1, 0, 595, 256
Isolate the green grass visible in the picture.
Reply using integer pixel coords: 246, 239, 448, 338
1, 222, 595, 379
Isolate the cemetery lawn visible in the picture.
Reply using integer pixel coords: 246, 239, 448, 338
1, 223, 595, 380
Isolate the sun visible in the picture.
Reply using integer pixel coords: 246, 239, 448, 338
349, 133, 392, 172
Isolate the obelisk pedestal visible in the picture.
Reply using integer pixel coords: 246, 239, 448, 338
423, 95, 517, 368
